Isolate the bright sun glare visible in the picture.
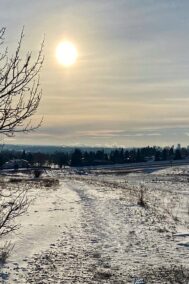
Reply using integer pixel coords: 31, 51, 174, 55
56, 41, 78, 67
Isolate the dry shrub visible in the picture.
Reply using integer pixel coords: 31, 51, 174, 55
0, 242, 14, 265
33, 169, 43, 178
137, 186, 148, 208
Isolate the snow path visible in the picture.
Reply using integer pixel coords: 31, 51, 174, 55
13, 183, 80, 262
1, 181, 81, 282
0, 171, 189, 283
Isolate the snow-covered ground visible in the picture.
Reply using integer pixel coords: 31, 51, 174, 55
0, 166, 189, 283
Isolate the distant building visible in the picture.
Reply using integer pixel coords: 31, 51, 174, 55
2, 159, 30, 170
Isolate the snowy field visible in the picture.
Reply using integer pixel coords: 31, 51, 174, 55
0, 165, 189, 283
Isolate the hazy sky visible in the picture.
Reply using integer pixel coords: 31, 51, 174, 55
1, 0, 189, 147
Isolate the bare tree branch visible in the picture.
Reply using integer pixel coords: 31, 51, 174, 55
0, 28, 44, 135
0, 188, 29, 237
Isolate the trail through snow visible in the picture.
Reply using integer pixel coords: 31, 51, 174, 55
0, 169, 189, 283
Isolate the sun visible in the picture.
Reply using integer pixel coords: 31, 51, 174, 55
55, 41, 78, 67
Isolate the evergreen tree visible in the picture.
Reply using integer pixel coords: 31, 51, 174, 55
155, 151, 161, 161
162, 148, 168, 161
174, 149, 181, 160
70, 149, 82, 166
53, 152, 68, 168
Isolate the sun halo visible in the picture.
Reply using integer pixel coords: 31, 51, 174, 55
55, 41, 78, 67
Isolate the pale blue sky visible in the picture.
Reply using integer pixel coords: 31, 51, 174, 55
1, 0, 189, 147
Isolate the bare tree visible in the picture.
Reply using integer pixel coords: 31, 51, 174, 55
0, 27, 44, 136
0, 28, 43, 259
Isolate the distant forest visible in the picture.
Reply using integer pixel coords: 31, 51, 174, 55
0, 145, 188, 168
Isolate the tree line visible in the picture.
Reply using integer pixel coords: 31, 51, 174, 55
0, 145, 188, 168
